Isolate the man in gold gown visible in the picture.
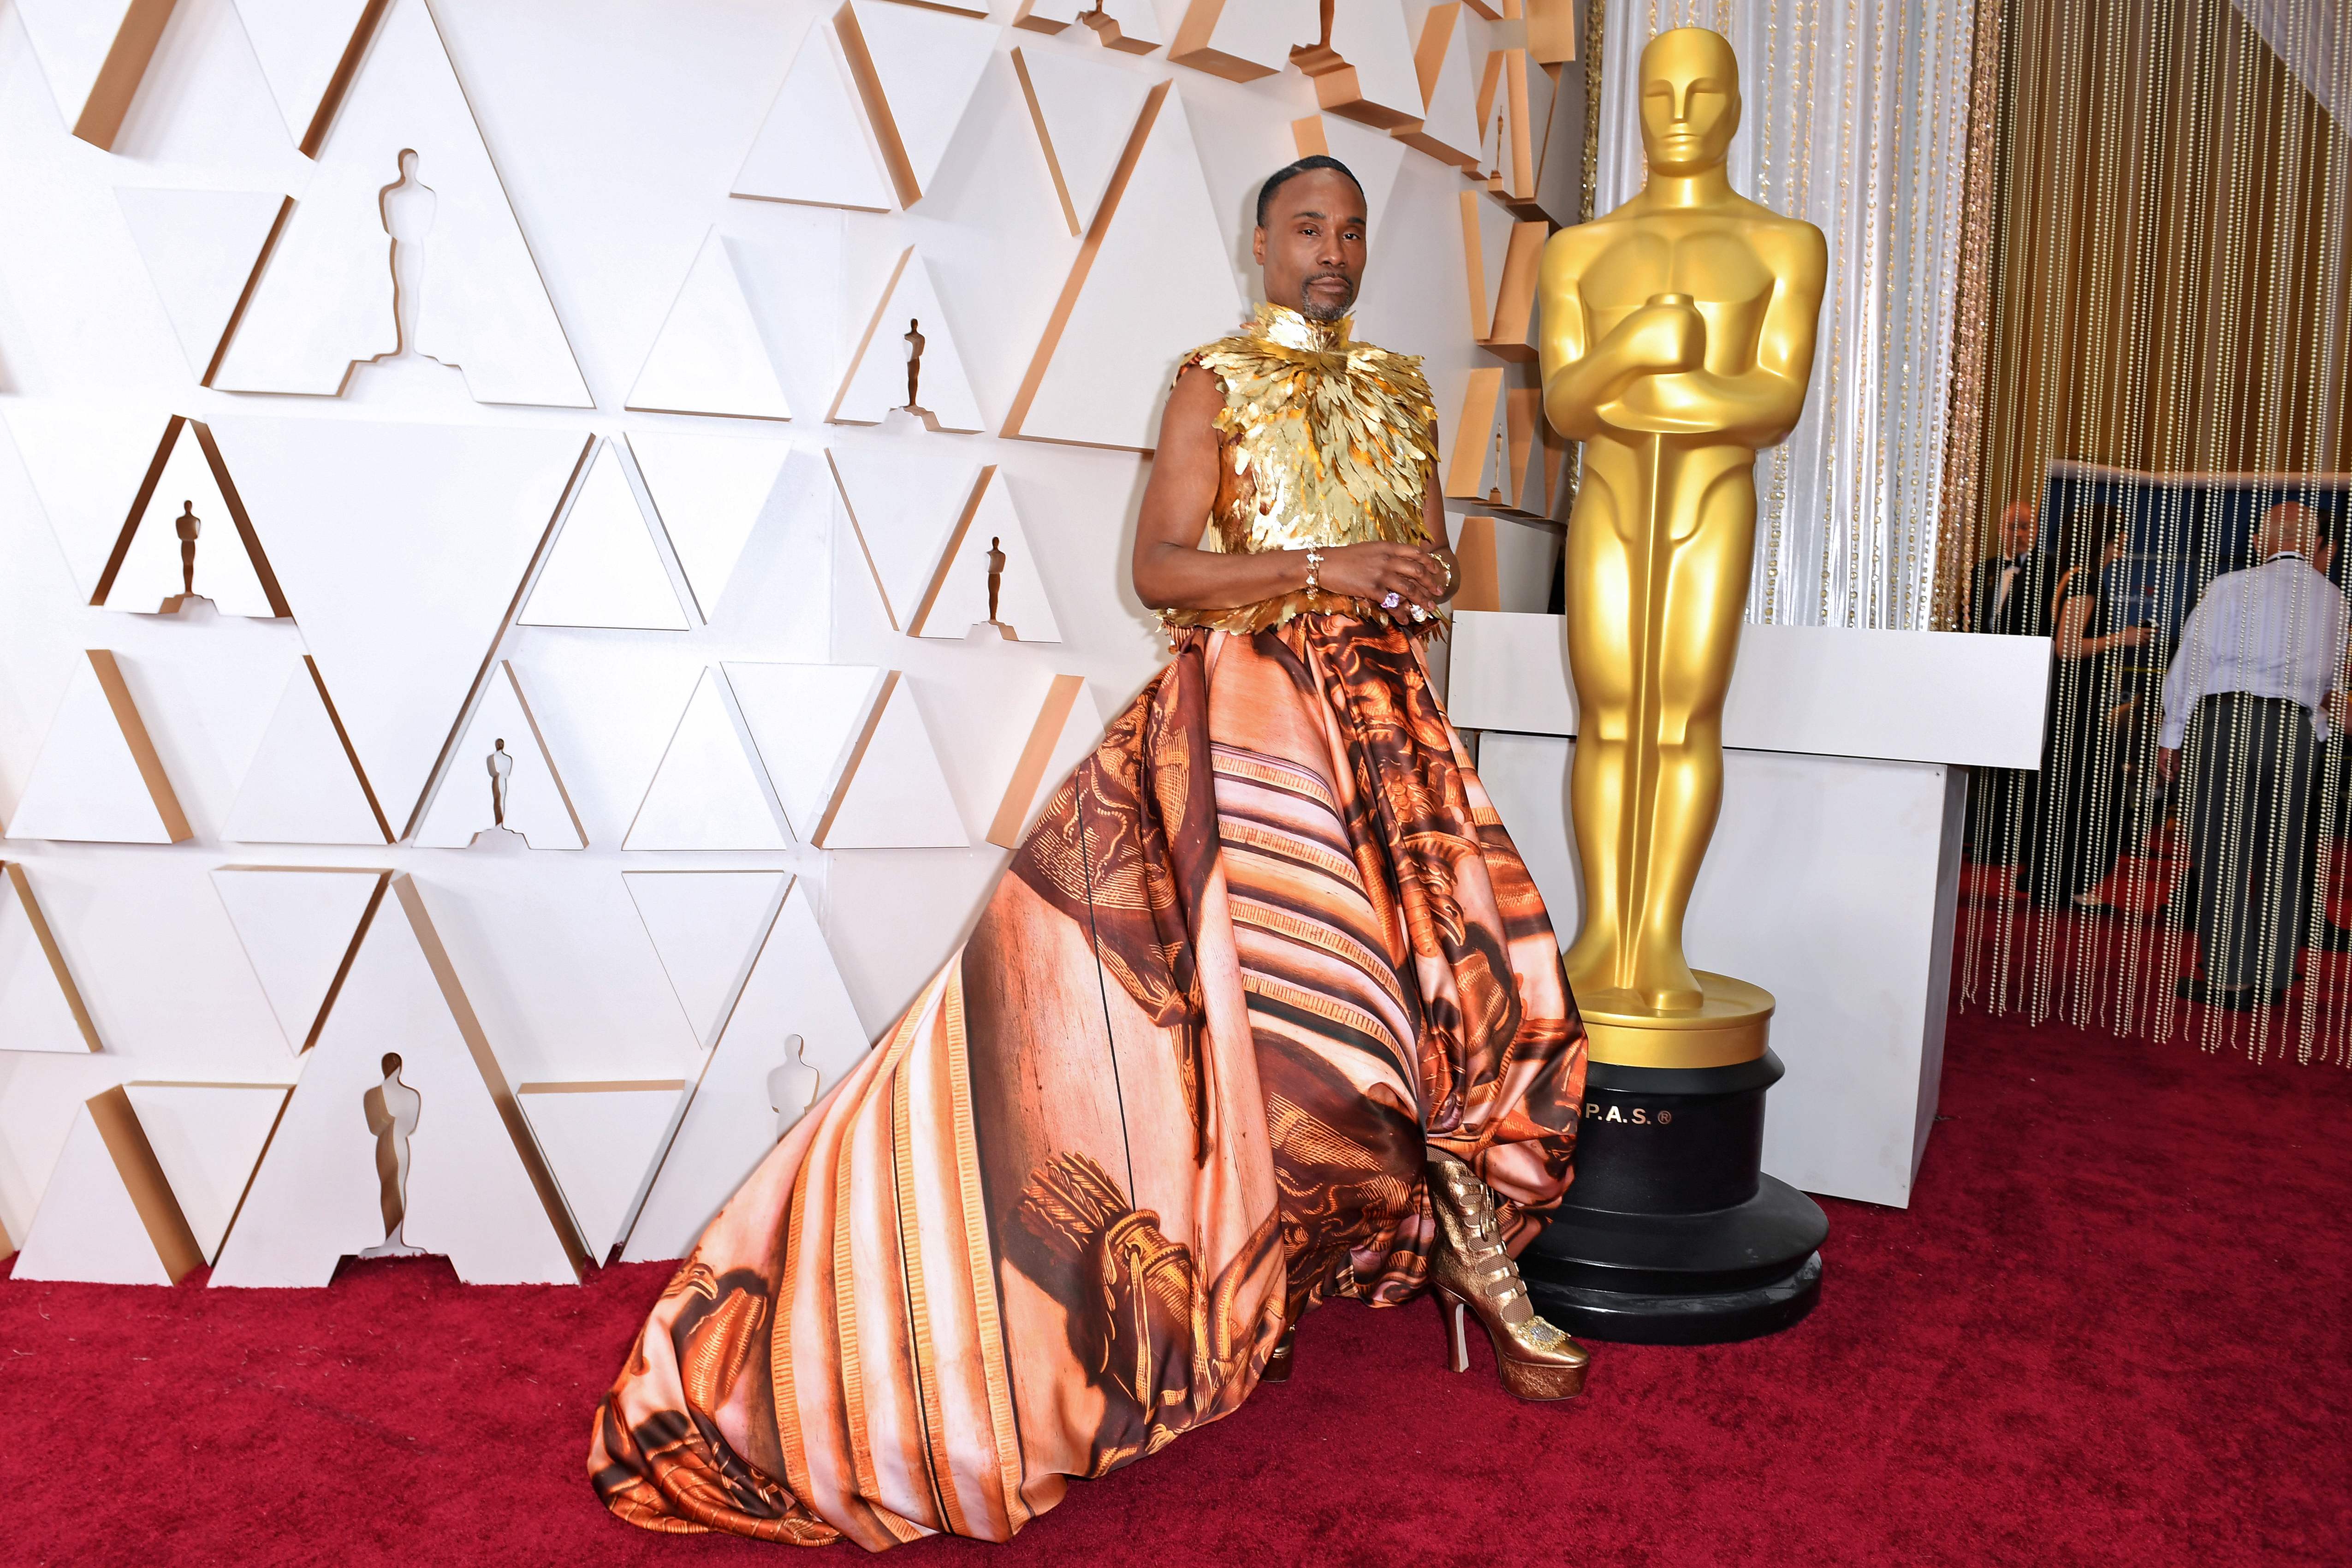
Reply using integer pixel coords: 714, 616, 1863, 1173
588, 158, 1590, 1551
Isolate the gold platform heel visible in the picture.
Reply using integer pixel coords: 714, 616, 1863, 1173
1426, 1150, 1589, 1401
1259, 1327, 1296, 1384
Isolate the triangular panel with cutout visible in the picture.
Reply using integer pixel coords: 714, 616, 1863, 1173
414, 662, 587, 850
830, 247, 981, 432
210, 875, 584, 1287
212, 0, 592, 407
622, 884, 869, 1262
909, 466, 1061, 642
208, 417, 591, 833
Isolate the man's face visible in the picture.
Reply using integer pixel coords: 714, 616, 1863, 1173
1253, 169, 1366, 323
2000, 505, 2038, 556
1639, 29, 1740, 175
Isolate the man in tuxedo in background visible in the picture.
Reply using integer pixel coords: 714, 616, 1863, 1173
1967, 500, 2059, 866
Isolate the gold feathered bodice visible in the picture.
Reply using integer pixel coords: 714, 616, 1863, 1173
1163, 303, 1440, 635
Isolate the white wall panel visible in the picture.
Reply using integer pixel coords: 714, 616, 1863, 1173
0, 0, 1500, 1275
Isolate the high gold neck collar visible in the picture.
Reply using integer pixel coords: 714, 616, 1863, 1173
1252, 302, 1354, 354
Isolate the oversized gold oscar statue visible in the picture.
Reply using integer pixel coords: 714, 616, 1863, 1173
1537, 27, 1826, 1068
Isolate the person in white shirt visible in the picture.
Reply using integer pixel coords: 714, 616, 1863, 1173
2157, 501, 2349, 1008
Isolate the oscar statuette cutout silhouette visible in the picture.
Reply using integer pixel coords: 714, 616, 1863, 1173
160, 501, 214, 614
469, 739, 528, 850
1520, 27, 1830, 1343
359, 1053, 428, 1260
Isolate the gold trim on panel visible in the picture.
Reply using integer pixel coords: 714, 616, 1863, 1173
2, 862, 102, 1053
1002, 80, 1172, 442
86, 650, 191, 843
87, 1084, 206, 1283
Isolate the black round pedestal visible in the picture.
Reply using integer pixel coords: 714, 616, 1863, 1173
1520, 1050, 1828, 1345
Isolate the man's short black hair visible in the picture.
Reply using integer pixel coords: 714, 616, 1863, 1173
1255, 155, 1366, 228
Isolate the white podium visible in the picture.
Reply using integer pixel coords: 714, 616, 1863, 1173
1447, 612, 2051, 1207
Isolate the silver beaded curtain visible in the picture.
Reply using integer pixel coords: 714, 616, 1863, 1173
1951, 0, 2352, 1067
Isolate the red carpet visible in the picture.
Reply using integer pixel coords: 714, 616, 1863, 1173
9, 1006, 2349, 1567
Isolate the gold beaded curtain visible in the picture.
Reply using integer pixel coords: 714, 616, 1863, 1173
1950, 0, 2352, 1065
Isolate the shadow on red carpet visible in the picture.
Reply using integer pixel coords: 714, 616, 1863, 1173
7, 1004, 2347, 1566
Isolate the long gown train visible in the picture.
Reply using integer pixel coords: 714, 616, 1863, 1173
588, 614, 1589, 1549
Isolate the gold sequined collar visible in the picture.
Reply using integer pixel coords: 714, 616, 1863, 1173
1249, 302, 1354, 357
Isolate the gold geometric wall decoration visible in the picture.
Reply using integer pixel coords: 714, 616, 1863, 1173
1013, 0, 1165, 56
209, 866, 389, 1054
1451, 515, 1502, 612
1444, 364, 1506, 502
1292, 0, 1426, 132
0, 862, 103, 1055
113, 189, 288, 383
1010, 43, 1158, 238
1002, 81, 1247, 452
987, 671, 1102, 848
834, 0, 998, 209
1169, 0, 1318, 83
222, 659, 395, 847
7, 1086, 206, 1285
731, 16, 896, 213
230, 0, 385, 154
6, 651, 192, 845
828, 445, 985, 629
1526, 0, 1579, 65
1395, 2, 1484, 168
13, 0, 179, 151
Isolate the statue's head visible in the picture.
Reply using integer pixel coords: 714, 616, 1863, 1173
1639, 27, 1740, 176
